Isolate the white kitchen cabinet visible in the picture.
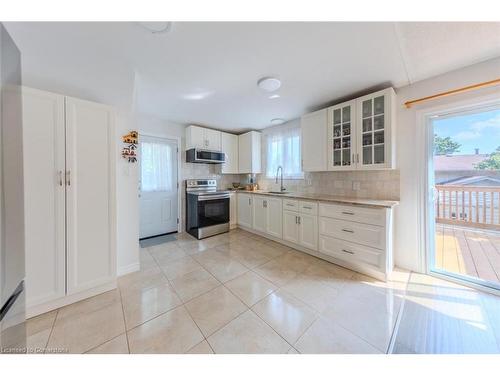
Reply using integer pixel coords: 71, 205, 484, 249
266, 197, 283, 238
229, 192, 237, 229
252, 195, 282, 238
204, 127, 222, 151
221, 132, 239, 174
327, 100, 356, 170
301, 109, 327, 171
186, 125, 221, 151
283, 210, 299, 243
303, 87, 396, 172
252, 195, 267, 233
298, 213, 318, 250
237, 193, 253, 229
22, 88, 66, 308
319, 201, 392, 280
283, 201, 318, 251
22, 87, 116, 317
356, 88, 396, 169
238, 131, 261, 174
65, 97, 116, 295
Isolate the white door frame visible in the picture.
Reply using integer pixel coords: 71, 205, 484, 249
139, 133, 182, 234
415, 92, 500, 294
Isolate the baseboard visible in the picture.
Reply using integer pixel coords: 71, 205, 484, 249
117, 262, 140, 276
26, 280, 117, 319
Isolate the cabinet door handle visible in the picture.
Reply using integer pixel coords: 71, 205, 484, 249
66, 170, 71, 186
342, 249, 355, 255
298, 216, 301, 224
342, 228, 354, 233
356, 153, 360, 163
248, 198, 251, 205
295, 216, 298, 224
342, 211, 354, 215
58, 171, 63, 186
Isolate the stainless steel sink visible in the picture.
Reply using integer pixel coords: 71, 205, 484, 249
267, 191, 289, 194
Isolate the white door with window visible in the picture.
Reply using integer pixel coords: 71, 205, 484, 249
139, 136, 178, 239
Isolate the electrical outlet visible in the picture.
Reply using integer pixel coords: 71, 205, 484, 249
352, 181, 361, 191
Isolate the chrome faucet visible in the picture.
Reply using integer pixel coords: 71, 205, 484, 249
275, 166, 285, 192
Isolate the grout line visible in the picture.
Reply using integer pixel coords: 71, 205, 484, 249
386, 271, 412, 354
117, 285, 131, 354
43, 309, 59, 353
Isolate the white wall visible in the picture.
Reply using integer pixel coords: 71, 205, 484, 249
394, 57, 500, 272
115, 111, 140, 275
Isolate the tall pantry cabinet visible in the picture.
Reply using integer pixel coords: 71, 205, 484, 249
22, 87, 116, 317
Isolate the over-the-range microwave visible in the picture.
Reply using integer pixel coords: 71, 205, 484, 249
186, 148, 226, 164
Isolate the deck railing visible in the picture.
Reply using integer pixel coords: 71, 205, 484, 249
435, 185, 500, 229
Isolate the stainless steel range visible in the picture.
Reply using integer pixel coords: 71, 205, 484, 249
185, 179, 230, 239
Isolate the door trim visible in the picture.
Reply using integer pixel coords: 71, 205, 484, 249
415, 92, 500, 292
138, 133, 182, 234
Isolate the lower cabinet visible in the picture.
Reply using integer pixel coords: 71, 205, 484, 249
298, 213, 318, 250
252, 196, 283, 238
283, 209, 318, 251
237, 193, 253, 228
229, 192, 237, 229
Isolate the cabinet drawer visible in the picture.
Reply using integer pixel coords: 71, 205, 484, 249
319, 203, 386, 227
319, 236, 384, 269
319, 217, 385, 250
283, 199, 299, 212
299, 201, 318, 215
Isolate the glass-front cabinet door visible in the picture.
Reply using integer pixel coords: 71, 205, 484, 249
356, 88, 394, 169
328, 100, 356, 170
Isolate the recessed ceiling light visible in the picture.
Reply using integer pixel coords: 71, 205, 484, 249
257, 77, 281, 92
270, 118, 285, 125
269, 94, 280, 99
138, 22, 173, 34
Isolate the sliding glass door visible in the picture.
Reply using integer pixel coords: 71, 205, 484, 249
428, 104, 500, 290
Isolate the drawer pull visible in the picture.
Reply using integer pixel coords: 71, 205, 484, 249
303, 206, 312, 209
342, 211, 354, 215
342, 249, 355, 255
286, 203, 295, 207
342, 228, 354, 233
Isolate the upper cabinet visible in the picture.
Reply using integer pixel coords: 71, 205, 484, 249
356, 88, 395, 169
186, 125, 221, 151
302, 87, 396, 172
238, 131, 261, 174
301, 108, 328, 172
328, 100, 356, 170
221, 132, 239, 174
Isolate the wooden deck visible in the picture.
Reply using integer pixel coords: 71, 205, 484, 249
435, 224, 500, 285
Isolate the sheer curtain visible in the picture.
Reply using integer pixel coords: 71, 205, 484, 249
265, 124, 303, 179
141, 140, 173, 192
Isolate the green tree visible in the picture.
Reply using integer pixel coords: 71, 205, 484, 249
475, 147, 500, 170
434, 134, 461, 155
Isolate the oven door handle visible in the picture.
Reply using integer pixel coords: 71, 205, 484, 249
198, 194, 230, 201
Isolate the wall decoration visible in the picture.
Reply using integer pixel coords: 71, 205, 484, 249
122, 131, 138, 163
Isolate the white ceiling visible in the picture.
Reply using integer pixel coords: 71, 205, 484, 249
5, 22, 500, 132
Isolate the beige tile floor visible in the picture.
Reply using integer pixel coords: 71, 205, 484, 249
25, 229, 500, 354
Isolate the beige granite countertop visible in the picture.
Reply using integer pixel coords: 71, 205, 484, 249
230, 190, 399, 208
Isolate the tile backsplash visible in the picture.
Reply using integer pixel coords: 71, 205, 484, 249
256, 170, 400, 201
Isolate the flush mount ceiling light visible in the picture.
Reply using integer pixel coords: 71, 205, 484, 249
257, 77, 281, 92
138, 22, 173, 34
270, 118, 285, 125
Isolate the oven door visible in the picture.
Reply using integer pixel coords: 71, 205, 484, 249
197, 195, 230, 228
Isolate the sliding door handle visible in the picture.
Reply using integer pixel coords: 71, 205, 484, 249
59, 171, 63, 186
66, 170, 71, 186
